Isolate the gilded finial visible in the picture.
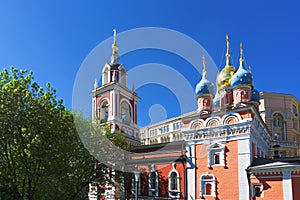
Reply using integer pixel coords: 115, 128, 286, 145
239, 42, 244, 63
225, 34, 231, 65
112, 28, 118, 51
202, 55, 207, 76
225, 34, 229, 51
110, 28, 119, 64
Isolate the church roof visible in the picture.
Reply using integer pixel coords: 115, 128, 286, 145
248, 157, 300, 173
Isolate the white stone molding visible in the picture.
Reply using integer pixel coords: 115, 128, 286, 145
221, 113, 242, 125
189, 119, 205, 130
168, 163, 181, 198
206, 143, 226, 168
200, 173, 216, 198
205, 116, 222, 128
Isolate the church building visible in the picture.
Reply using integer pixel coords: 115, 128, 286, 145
90, 30, 300, 200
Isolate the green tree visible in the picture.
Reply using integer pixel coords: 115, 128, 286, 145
0, 67, 97, 200
74, 114, 131, 199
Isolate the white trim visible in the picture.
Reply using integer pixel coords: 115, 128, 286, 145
131, 174, 141, 196
97, 98, 110, 122
200, 173, 216, 197
189, 119, 205, 130
148, 165, 159, 197
204, 116, 222, 127
120, 98, 133, 124
238, 138, 251, 200
168, 163, 181, 198
282, 171, 292, 200
222, 113, 242, 125
186, 143, 196, 200
206, 143, 226, 168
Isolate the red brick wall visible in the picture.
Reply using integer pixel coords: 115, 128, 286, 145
250, 174, 283, 200
292, 172, 300, 200
195, 140, 239, 199
136, 162, 186, 198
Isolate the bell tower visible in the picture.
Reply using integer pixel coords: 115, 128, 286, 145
90, 29, 140, 146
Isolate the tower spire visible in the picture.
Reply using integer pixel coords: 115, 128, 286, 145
112, 28, 118, 51
110, 28, 119, 64
239, 42, 244, 64
202, 55, 207, 77
225, 34, 231, 66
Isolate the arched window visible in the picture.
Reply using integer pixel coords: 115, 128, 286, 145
150, 172, 156, 189
170, 172, 178, 190
149, 170, 158, 197
272, 113, 285, 141
273, 113, 284, 127
131, 173, 141, 196
102, 66, 109, 85
121, 101, 131, 124
203, 99, 209, 107
98, 100, 109, 123
169, 164, 180, 198
200, 173, 216, 197
119, 66, 127, 86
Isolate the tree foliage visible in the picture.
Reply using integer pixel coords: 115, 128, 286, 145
0, 67, 98, 200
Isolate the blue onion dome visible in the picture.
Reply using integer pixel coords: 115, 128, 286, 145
195, 75, 214, 96
251, 88, 260, 102
195, 56, 214, 97
216, 35, 236, 90
213, 92, 220, 108
231, 42, 253, 87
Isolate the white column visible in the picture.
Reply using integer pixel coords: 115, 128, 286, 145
282, 171, 293, 200
92, 97, 96, 121
186, 143, 196, 200
238, 138, 251, 200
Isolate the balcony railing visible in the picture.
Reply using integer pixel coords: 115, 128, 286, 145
271, 140, 297, 147
126, 196, 183, 200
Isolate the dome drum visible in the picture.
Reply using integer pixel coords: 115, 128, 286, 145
197, 94, 214, 113
233, 86, 252, 106
219, 87, 233, 108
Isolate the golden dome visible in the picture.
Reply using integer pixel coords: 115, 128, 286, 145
216, 63, 236, 90
216, 34, 236, 90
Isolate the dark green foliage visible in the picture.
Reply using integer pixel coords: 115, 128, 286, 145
0, 67, 98, 200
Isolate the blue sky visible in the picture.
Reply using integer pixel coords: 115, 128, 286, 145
1, 1, 300, 127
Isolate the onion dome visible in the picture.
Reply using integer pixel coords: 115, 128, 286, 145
195, 56, 214, 97
216, 35, 236, 90
251, 88, 260, 102
213, 92, 220, 108
231, 43, 253, 87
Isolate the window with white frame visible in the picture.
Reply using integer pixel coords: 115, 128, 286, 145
251, 183, 263, 198
200, 173, 216, 197
121, 101, 131, 124
173, 122, 182, 131
168, 163, 180, 198
149, 129, 158, 137
207, 143, 225, 168
149, 166, 158, 197
98, 100, 109, 123
272, 113, 284, 127
161, 125, 169, 134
